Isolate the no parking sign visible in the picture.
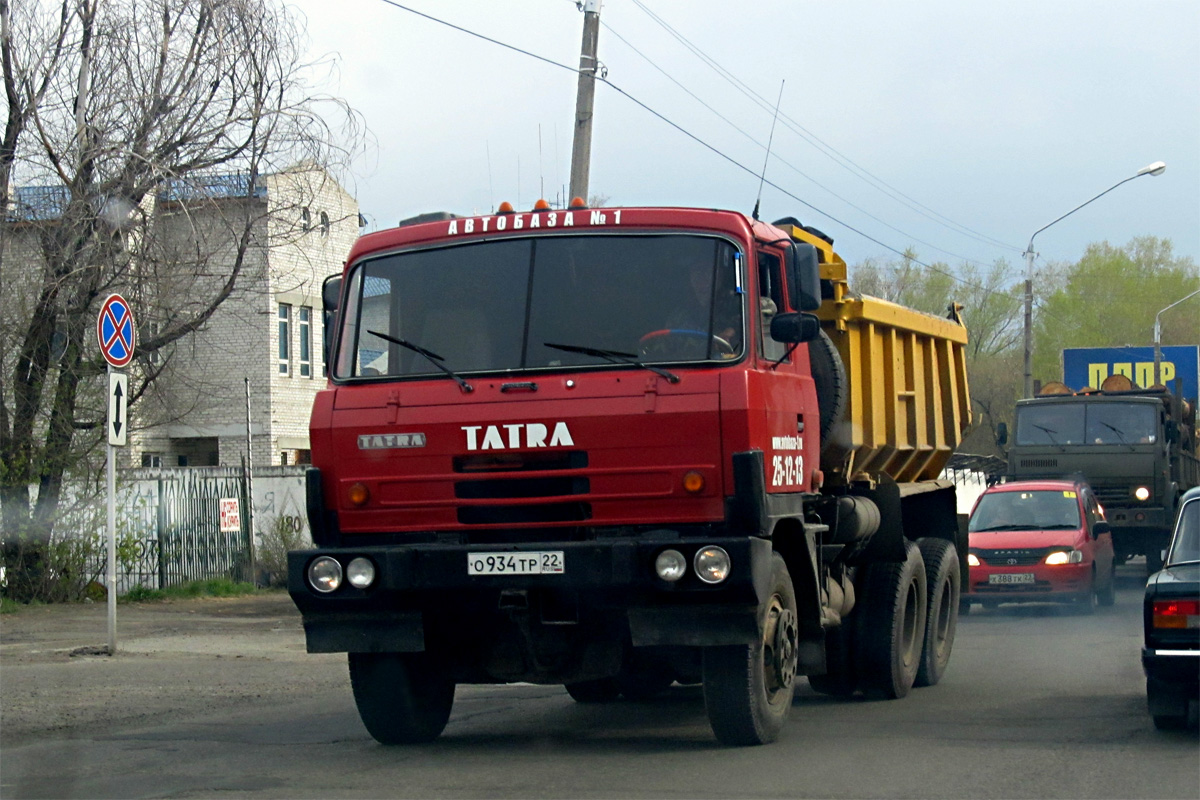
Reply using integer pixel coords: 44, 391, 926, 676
97, 294, 136, 367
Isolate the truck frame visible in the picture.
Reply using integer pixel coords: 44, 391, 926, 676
288, 204, 972, 745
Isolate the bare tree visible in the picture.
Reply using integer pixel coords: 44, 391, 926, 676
0, 0, 358, 542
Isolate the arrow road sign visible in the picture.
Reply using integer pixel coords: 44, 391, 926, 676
97, 294, 136, 368
109, 372, 128, 447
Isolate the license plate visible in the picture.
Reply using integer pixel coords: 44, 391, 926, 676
467, 551, 565, 576
989, 573, 1035, 585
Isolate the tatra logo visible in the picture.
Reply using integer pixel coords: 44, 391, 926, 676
358, 433, 426, 450
447, 209, 622, 236
462, 422, 575, 451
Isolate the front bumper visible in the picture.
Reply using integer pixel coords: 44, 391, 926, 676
288, 536, 774, 653
969, 562, 1091, 603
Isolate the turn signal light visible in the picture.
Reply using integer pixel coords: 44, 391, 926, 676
1152, 599, 1200, 629
682, 471, 705, 493
347, 482, 369, 506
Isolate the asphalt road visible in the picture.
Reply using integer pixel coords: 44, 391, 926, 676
1, 566, 1197, 799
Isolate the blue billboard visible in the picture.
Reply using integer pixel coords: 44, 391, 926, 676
1062, 346, 1199, 400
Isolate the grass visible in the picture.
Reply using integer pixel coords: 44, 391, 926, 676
1, 596, 26, 614
120, 577, 261, 603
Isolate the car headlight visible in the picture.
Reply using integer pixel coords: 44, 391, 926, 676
346, 557, 376, 589
694, 546, 731, 584
307, 556, 342, 593
1045, 549, 1083, 565
654, 549, 687, 582
1134, 486, 1151, 501
967, 553, 981, 567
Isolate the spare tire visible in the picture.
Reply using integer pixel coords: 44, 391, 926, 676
808, 328, 847, 451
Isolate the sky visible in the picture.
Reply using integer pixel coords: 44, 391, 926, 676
289, 0, 1200, 278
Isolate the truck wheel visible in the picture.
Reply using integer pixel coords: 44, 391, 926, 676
807, 622, 857, 697
857, 540, 927, 700
915, 538, 960, 688
565, 678, 622, 703
703, 553, 798, 745
348, 652, 455, 744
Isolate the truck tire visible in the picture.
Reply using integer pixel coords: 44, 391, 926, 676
856, 540, 927, 700
565, 678, 621, 703
807, 622, 857, 697
808, 328, 847, 450
703, 553, 798, 746
348, 652, 455, 744
915, 538, 960, 688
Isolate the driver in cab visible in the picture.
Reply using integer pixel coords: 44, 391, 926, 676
644, 254, 744, 359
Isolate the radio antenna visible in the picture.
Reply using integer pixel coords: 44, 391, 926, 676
752, 80, 785, 221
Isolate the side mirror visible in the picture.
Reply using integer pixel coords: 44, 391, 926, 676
1092, 521, 1110, 538
996, 422, 1008, 447
321, 274, 342, 369
786, 242, 821, 311
770, 312, 821, 344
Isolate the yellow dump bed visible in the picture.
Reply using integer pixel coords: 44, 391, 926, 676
782, 226, 972, 486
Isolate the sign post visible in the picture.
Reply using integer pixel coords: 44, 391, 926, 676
97, 294, 135, 654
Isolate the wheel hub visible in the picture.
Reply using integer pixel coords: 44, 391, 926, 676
763, 599, 798, 692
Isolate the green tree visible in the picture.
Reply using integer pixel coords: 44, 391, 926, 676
1032, 237, 1200, 385
850, 253, 1024, 456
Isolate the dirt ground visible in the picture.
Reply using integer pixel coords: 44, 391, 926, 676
0, 592, 347, 746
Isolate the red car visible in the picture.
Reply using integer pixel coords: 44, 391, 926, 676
966, 479, 1115, 613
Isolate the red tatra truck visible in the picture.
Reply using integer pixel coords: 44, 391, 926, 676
288, 202, 972, 746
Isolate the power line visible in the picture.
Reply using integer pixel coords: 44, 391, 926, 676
629, 0, 1023, 255
369, 0, 1023, 307
600, 19, 1004, 270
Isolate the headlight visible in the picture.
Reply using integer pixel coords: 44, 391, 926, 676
654, 549, 687, 582
1134, 486, 1151, 501
346, 557, 376, 589
694, 546, 731, 584
967, 553, 981, 567
1045, 549, 1083, 565
307, 556, 342, 592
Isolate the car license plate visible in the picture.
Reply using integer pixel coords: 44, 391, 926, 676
467, 551, 565, 576
989, 573, 1035, 585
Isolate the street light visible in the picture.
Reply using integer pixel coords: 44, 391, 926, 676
1022, 161, 1167, 398
1154, 288, 1200, 387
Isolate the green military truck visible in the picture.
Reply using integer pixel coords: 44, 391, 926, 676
1004, 378, 1199, 573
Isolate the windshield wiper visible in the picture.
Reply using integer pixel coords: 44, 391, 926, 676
544, 342, 680, 384
1032, 423, 1059, 445
1100, 421, 1136, 450
368, 330, 473, 393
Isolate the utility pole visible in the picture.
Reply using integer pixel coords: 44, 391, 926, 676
568, 0, 601, 203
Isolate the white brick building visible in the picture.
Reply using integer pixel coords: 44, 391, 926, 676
5, 163, 358, 471
131, 165, 359, 468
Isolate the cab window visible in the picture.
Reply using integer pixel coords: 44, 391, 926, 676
757, 250, 786, 362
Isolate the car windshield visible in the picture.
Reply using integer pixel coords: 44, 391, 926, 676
334, 233, 745, 379
1014, 402, 1157, 446
969, 489, 1082, 532
1167, 500, 1199, 566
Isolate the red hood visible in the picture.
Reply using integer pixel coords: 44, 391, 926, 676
968, 530, 1084, 549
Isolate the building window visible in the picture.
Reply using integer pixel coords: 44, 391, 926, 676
320, 211, 330, 236
300, 206, 311, 231
177, 455, 189, 467
141, 453, 163, 467
278, 303, 291, 375
147, 321, 161, 366
299, 307, 312, 377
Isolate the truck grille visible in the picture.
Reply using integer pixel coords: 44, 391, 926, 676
1093, 486, 1132, 506
453, 450, 591, 526
1018, 458, 1059, 469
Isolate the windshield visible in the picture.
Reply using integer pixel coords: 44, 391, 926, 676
1014, 402, 1157, 446
334, 234, 744, 379
1167, 499, 1199, 565
969, 489, 1082, 532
